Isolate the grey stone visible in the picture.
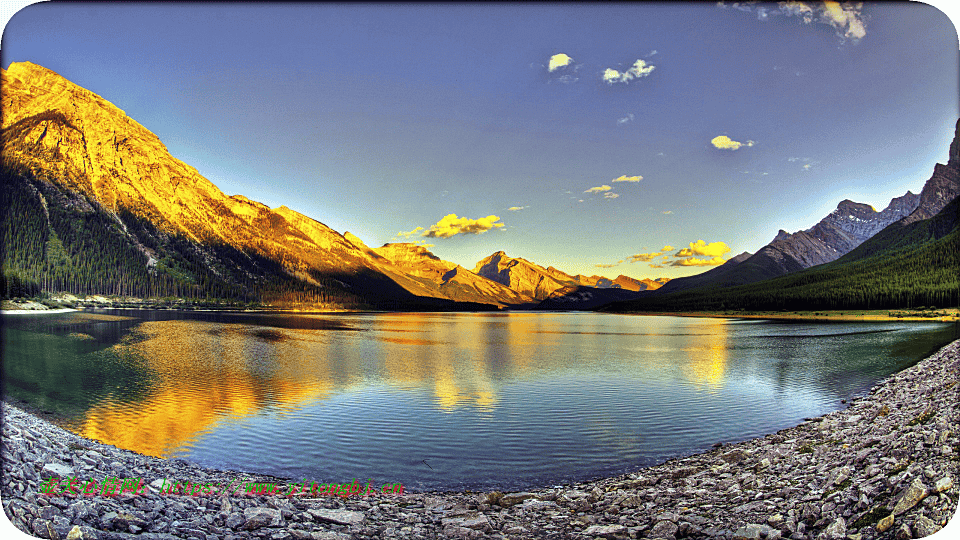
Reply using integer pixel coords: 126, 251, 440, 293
934, 476, 953, 493
224, 513, 245, 530
733, 523, 777, 540
819, 517, 846, 540
308, 508, 364, 526
650, 520, 679, 538
40, 463, 74, 479
912, 515, 940, 537
440, 512, 490, 531
582, 524, 626, 537
895, 522, 913, 539
242, 507, 282, 529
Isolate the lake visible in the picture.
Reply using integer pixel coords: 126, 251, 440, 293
2, 310, 955, 491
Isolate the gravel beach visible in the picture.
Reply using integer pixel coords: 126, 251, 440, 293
2, 339, 958, 540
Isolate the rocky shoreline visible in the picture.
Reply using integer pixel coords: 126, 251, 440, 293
3, 340, 959, 540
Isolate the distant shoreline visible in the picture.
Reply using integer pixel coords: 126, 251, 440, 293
3, 300, 959, 322
615, 308, 960, 323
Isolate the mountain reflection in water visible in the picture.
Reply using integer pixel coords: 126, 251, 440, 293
2, 310, 954, 491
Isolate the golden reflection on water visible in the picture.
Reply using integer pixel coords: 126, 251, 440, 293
680, 319, 730, 388
73, 314, 733, 457
378, 313, 499, 412
76, 320, 336, 457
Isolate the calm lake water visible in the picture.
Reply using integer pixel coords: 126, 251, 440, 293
2, 310, 956, 491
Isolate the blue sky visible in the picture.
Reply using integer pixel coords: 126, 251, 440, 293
2, 2, 958, 280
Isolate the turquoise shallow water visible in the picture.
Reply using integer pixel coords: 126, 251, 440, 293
2, 309, 955, 491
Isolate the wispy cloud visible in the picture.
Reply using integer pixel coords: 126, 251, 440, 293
789, 156, 816, 170
395, 226, 424, 239
612, 175, 642, 183
602, 59, 655, 84
595, 262, 620, 269
670, 256, 727, 267
507, 206, 528, 211
819, 1, 866, 41
604, 192, 619, 199
711, 135, 755, 150
661, 210, 673, 215
617, 113, 635, 125
722, 1, 866, 42
584, 185, 612, 193
628, 245, 673, 263
422, 214, 505, 238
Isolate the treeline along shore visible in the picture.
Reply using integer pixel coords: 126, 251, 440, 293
2, 340, 959, 539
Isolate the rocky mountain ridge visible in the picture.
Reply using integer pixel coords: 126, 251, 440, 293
655, 120, 960, 295
473, 251, 577, 301
1, 61, 664, 310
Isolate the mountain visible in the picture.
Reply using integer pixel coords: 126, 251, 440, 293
473, 251, 578, 301
471, 251, 670, 309
600, 121, 960, 314
363, 242, 535, 307
570, 274, 669, 292
653, 138, 960, 297
656, 193, 921, 295
658, 120, 960, 296
0, 61, 495, 310
600, 194, 959, 313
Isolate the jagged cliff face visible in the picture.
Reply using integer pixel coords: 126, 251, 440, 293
898, 161, 960, 226
473, 251, 576, 301
761, 192, 921, 271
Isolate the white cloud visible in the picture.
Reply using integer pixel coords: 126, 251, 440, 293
711, 135, 755, 150
604, 192, 619, 199
602, 59, 655, 84
617, 113, 635, 125
612, 175, 642, 183
584, 185, 612, 193
548, 53, 574, 72
422, 214, 505, 238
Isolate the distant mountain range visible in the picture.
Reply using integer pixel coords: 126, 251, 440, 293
603, 120, 960, 312
1, 61, 955, 312
0, 62, 662, 310
654, 126, 959, 295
